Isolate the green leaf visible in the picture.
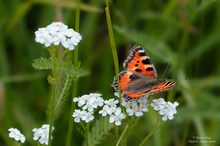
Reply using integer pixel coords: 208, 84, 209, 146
87, 117, 113, 146
55, 75, 73, 110
32, 57, 52, 70
74, 67, 90, 79
65, 65, 89, 79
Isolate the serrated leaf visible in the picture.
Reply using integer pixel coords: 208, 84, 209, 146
56, 61, 89, 79
87, 117, 113, 146
74, 67, 90, 78
55, 75, 72, 110
32, 57, 52, 70
66, 65, 89, 79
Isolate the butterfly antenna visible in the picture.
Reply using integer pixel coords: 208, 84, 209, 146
162, 60, 171, 79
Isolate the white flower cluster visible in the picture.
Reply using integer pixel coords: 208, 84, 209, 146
121, 95, 149, 117
99, 99, 126, 126
73, 93, 126, 126
32, 124, 54, 145
151, 98, 179, 121
35, 22, 82, 50
8, 128, 26, 143
73, 93, 104, 123
73, 93, 179, 125
115, 92, 179, 121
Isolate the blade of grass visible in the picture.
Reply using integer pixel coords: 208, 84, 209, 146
116, 124, 129, 146
66, 0, 81, 145
105, 0, 119, 75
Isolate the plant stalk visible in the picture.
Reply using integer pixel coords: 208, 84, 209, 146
66, 0, 81, 145
139, 119, 161, 146
48, 46, 58, 146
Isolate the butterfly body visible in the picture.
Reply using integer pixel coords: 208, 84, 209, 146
112, 45, 175, 99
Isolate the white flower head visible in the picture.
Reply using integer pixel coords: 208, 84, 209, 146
151, 98, 179, 121
35, 22, 82, 50
99, 98, 119, 117
109, 108, 126, 126
8, 128, 26, 143
104, 98, 119, 107
74, 93, 104, 112
81, 111, 94, 123
99, 105, 110, 116
72, 109, 84, 123
151, 98, 167, 111
73, 110, 94, 123
120, 95, 149, 117
32, 124, 54, 145
73, 93, 104, 123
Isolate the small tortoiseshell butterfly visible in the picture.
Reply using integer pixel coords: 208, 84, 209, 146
112, 45, 176, 99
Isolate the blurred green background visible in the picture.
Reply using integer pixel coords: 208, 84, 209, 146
0, 0, 220, 146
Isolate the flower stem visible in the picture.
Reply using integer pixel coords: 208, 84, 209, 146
66, 0, 81, 145
105, 0, 119, 75
105, 0, 124, 108
139, 118, 161, 146
66, 80, 77, 146
48, 46, 58, 146
14, 142, 20, 146
86, 123, 90, 146
116, 124, 129, 146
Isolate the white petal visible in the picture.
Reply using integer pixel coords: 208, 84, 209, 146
109, 115, 115, 123
115, 120, 121, 126
74, 117, 81, 123
162, 116, 168, 121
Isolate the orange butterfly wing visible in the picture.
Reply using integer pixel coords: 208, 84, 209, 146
123, 45, 157, 78
112, 45, 175, 99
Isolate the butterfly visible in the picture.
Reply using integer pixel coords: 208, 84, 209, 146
112, 45, 176, 99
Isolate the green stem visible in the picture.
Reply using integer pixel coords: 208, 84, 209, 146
86, 123, 90, 146
105, 0, 124, 111
105, 0, 119, 75
114, 125, 119, 141
66, 0, 81, 145
14, 141, 20, 146
116, 124, 129, 146
139, 118, 161, 146
48, 46, 58, 146
66, 80, 77, 146
74, 0, 80, 66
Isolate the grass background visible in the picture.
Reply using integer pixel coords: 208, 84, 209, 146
0, 0, 220, 146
